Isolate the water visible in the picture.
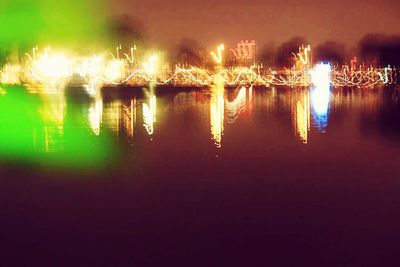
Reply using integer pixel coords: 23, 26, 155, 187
1, 84, 400, 266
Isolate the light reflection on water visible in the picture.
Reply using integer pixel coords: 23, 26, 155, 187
310, 85, 331, 133
291, 89, 310, 144
143, 94, 157, 136
210, 84, 224, 148
2, 84, 400, 267
0, 84, 399, 166
0, 85, 114, 167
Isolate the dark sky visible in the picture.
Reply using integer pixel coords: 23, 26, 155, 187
112, 0, 400, 47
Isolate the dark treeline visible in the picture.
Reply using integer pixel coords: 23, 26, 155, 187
314, 41, 346, 66
275, 36, 307, 67
108, 15, 147, 47
358, 34, 400, 66
167, 38, 206, 67
163, 33, 400, 68
258, 33, 400, 68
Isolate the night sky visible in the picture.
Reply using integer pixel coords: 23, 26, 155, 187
112, 0, 400, 46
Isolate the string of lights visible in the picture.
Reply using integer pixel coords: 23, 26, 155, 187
0, 45, 398, 89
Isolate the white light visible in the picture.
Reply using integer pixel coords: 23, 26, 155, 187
310, 63, 332, 88
310, 64, 331, 132
311, 87, 330, 116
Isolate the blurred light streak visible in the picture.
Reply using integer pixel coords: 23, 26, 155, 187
210, 84, 225, 148
88, 98, 103, 136
293, 45, 311, 67
291, 90, 310, 144
0, 45, 399, 88
226, 86, 246, 124
143, 95, 157, 135
309, 62, 332, 133
211, 44, 225, 65
122, 99, 136, 139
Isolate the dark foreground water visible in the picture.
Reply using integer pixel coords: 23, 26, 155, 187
1, 84, 400, 266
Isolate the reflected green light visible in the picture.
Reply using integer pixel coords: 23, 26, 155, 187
0, 85, 116, 168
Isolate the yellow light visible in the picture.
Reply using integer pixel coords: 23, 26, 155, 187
76, 55, 104, 78
210, 44, 225, 65
102, 100, 121, 135
293, 45, 311, 67
2, 46, 395, 89
33, 52, 72, 80
104, 59, 125, 82
210, 84, 224, 147
292, 91, 310, 144
0, 64, 21, 84
143, 54, 159, 76
122, 99, 136, 138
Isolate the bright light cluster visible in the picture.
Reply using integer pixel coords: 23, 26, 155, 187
22, 47, 126, 86
1, 45, 399, 89
29, 49, 72, 81
143, 54, 159, 75
310, 63, 332, 88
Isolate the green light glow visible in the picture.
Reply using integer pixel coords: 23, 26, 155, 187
0, 85, 116, 168
0, 0, 107, 47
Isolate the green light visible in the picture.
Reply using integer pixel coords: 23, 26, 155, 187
0, 85, 117, 169
0, 0, 108, 47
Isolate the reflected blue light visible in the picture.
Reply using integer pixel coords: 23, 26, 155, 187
310, 63, 331, 132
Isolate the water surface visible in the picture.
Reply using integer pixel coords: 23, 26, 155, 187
1, 85, 400, 266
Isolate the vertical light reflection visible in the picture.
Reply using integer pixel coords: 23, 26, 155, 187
143, 95, 157, 136
310, 64, 332, 132
226, 86, 246, 123
311, 87, 330, 132
291, 90, 310, 144
210, 84, 225, 148
40, 92, 65, 152
122, 98, 136, 138
248, 86, 254, 112
103, 100, 121, 135
88, 97, 103, 136
0, 84, 115, 167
